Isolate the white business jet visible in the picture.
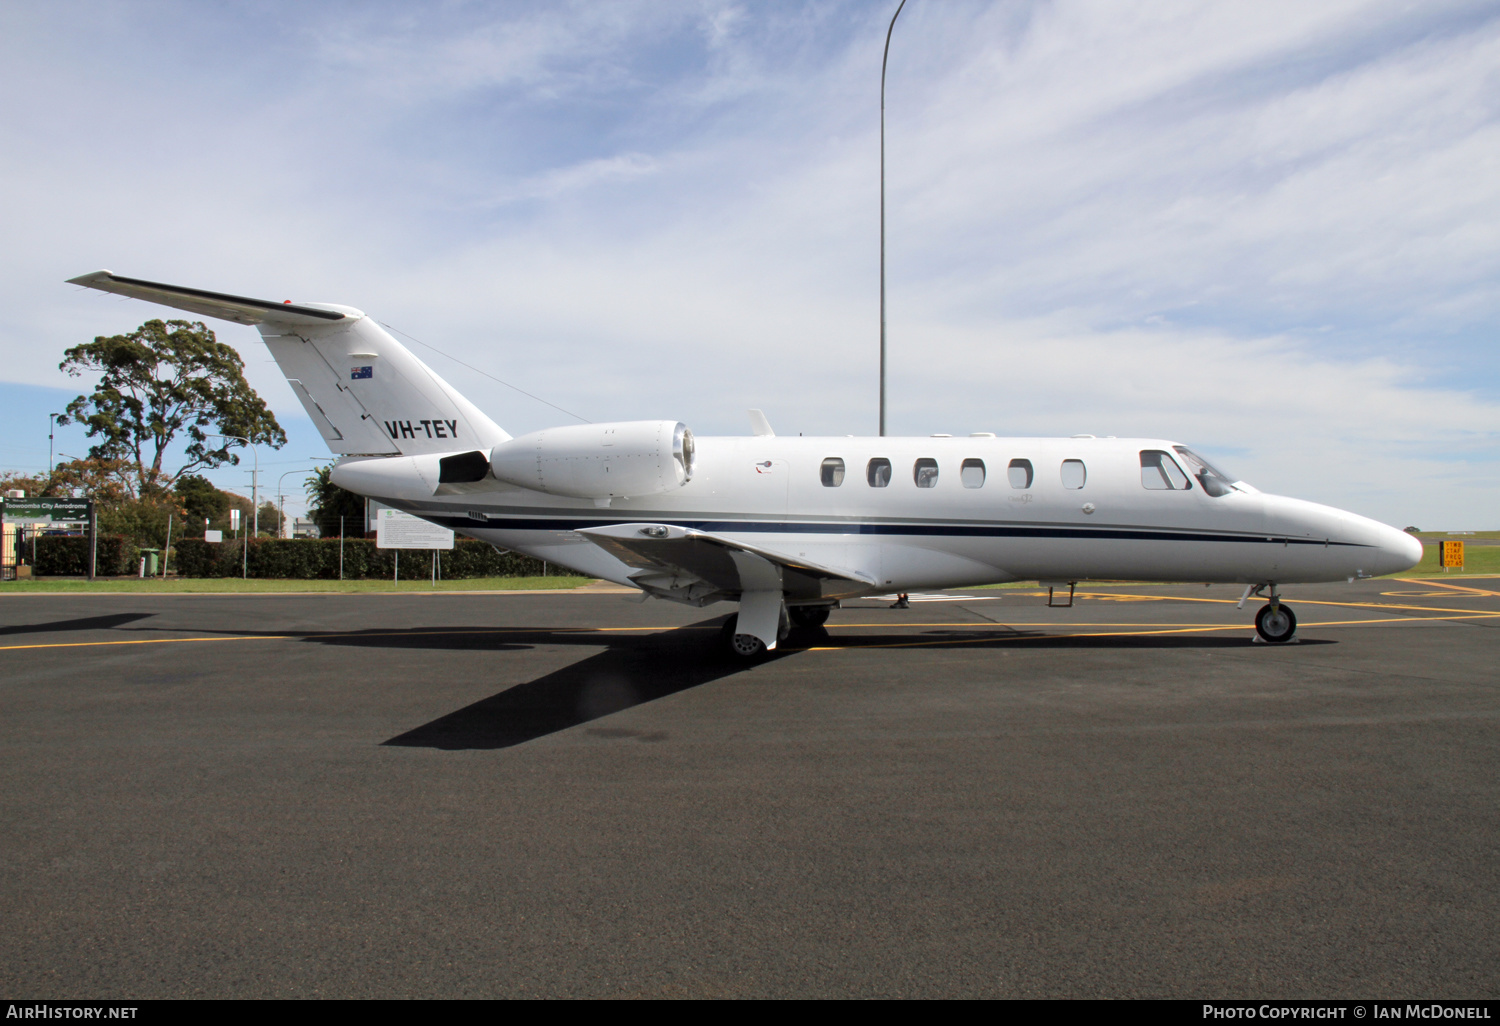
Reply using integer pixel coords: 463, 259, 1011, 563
67, 271, 1423, 655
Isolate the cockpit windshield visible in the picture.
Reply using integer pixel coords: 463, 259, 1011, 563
1172, 446, 1243, 498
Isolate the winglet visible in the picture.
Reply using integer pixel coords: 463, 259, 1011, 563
748, 409, 774, 437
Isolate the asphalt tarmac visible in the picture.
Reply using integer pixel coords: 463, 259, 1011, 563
2, 577, 1498, 998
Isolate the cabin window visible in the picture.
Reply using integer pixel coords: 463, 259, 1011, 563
914, 458, 939, 488
1140, 450, 1190, 490
1008, 459, 1033, 489
867, 458, 892, 488
820, 457, 846, 487
960, 459, 986, 489
1060, 459, 1087, 489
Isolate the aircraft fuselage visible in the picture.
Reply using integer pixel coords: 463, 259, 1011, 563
333, 433, 1422, 595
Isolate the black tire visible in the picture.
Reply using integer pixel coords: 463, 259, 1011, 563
790, 605, 831, 628
720, 615, 768, 659
1255, 603, 1297, 643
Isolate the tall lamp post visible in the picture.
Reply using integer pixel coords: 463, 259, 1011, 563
47, 414, 59, 486
207, 433, 259, 578
879, 0, 908, 437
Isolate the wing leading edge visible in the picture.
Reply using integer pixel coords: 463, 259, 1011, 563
66, 270, 354, 327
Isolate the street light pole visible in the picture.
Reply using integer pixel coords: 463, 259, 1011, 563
880, 0, 907, 438
47, 414, 57, 484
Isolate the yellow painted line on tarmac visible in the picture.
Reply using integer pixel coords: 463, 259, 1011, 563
806, 611, 1500, 650
9, 603, 1500, 655
1395, 578, 1500, 598
0, 634, 294, 652
0, 624, 680, 652
838, 621, 1240, 629
1068, 591, 1500, 617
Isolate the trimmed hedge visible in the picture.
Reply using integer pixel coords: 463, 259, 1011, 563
170, 537, 574, 580
29, 535, 136, 577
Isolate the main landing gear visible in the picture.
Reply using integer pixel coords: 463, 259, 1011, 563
720, 608, 789, 659
1241, 583, 1297, 644
721, 603, 834, 658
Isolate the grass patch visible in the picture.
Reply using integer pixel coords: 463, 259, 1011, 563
1397, 542, 1500, 577
0, 576, 593, 595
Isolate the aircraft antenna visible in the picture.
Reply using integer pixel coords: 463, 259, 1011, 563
880, 0, 908, 437
378, 321, 591, 425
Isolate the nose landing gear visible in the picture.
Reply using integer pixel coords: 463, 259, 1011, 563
1254, 602, 1298, 643
1241, 583, 1298, 643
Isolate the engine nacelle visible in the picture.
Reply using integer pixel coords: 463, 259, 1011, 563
488, 420, 695, 500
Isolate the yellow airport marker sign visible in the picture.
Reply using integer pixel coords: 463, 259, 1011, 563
1440, 540, 1465, 573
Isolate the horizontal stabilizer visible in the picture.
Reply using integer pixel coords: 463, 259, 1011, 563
66, 270, 353, 326
578, 523, 875, 603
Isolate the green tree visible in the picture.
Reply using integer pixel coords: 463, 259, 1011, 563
305, 465, 365, 536
174, 474, 231, 537
258, 500, 284, 538
0, 472, 52, 498
58, 319, 286, 498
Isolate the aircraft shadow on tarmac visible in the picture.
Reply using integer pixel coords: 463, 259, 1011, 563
0, 611, 155, 637
342, 621, 1324, 751
84, 616, 1331, 751
379, 616, 747, 750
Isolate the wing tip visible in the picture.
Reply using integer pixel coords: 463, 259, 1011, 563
66, 270, 115, 286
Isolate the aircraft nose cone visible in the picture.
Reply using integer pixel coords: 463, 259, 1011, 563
1377, 526, 1425, 576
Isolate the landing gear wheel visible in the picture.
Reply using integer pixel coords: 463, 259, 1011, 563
1255, 603, 1297, 643
790, 605, 831, 628
721, 615, 768, 659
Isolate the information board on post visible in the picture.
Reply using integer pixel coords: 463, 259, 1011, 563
1, 497, 93, 525
375, 508, 455, 550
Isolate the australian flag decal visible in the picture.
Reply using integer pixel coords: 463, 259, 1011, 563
351, 366, 373, 380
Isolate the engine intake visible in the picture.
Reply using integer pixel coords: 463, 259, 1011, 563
488, 420, 695, 500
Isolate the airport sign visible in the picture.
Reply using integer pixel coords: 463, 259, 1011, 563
2, 497, 92, 525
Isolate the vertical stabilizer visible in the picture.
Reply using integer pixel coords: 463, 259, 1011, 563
258, 316, 510, 456
65, 271, 511, 457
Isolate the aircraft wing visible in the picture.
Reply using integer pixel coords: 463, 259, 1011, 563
577, 523, 877, 604
67, 270, 351, 327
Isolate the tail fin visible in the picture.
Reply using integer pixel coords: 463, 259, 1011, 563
67, 271, 510, 456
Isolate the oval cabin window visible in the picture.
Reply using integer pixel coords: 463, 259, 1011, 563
820, 457, 846, 487
867, 458, 892, 488
914, 458, 939, 488
1008, 459, 1033, 489
960, 459, 985, 488
1060, 459, 1087, 489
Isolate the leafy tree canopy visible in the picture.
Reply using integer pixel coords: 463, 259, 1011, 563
305, 465, 365, 536
172, 474, 256, 538
58, 319, 286, 498
0, 471, 54, 498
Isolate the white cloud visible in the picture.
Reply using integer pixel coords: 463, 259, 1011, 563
2, 0, 1498, 528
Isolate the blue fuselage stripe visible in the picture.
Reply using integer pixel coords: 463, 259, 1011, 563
417, 514, 1364, 548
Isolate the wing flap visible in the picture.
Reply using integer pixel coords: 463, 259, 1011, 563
578, 523, 876, 602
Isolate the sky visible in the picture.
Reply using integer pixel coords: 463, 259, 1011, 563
1, 0, 1497, 527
